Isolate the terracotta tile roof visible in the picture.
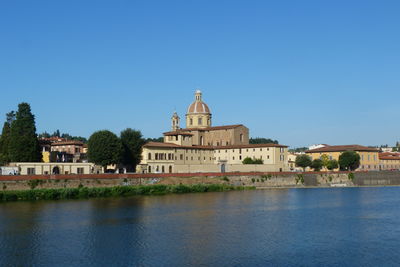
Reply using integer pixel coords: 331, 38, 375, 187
143, 142, 214, 150
306, 145, 379, 153
184, 124, 245, 131
163, 125, 245, 135
163, 131, 194, 136
187, 101, 210, 114
143, 142, 287, 150
379, 152, 400, 160
51, 141, 84, 146
213, 143, 288, 149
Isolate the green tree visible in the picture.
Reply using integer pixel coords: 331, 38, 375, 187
52, 129, 61, 137
320, 154, 330, 170
326, 159, 339, 170
120, 128, 146, 172
88, 130, 122, 169
38, 131, 50, 139
339, 151, 360, 171
0, 112, 15, 164
311, 159, 323, 171
242, 157, 264, 164
249, 137, 279, 144
295, 154, 312, 171
9, 103, 42, 162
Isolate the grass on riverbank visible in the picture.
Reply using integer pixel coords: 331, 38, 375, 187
0, 184, 255, 202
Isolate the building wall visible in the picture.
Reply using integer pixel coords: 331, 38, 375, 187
51, 144, 82, 154
201, 126, 249, 146
140, 147, 215, 173
186, 114, 211, 129
139, 145, 288, 173
380, 159, 400, 170
307, 151, 380, 171
11, 163, 95, 175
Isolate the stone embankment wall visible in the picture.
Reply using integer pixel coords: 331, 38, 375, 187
0, 171, 399, 191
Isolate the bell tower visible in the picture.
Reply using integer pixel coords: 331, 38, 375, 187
171, 111, 180, 131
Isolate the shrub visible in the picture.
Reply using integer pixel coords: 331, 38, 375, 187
295, 174, 304, 185
27, 179, 44, 190
0, 184, 256, 202
348, 173, 355, 181
243, 157, 264, 164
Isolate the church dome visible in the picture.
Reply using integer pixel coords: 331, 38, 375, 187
187, 90, 211, 114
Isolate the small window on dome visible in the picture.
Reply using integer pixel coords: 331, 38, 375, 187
198, 118, 202, 125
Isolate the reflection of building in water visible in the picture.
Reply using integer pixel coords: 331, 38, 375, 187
137, 90, 289, 173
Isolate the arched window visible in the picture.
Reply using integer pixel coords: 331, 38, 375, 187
162, 166, 165, 173
148, 166, 151, 173
240, 134, 243, 142
200, 136, 204, 146
148, 153, 152, 160
169, 166, 172, 173
190, 118, 193, 125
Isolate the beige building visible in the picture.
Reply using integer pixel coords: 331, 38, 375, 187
306, 145, 380, 171
10, 162, 97, 175
137, 90, 288, 173
379, 152, 400, 170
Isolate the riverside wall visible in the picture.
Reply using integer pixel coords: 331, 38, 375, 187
0, 171, 400, 191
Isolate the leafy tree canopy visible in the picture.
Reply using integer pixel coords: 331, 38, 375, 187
8, 103, 42, 162
339, 151, 360, 171
88, 130, 122, 168
326, 159, 339, 170
250, 137, 279, 145
39, 130, 88, 143
242, 157, 264, 164
295, 154, 312, 171
0, 112, 15, 164
120, 128, 146, 172
320, 154, 330, 168
311, 159, 323, 171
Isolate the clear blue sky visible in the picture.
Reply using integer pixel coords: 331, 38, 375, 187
1, 0, 399, 148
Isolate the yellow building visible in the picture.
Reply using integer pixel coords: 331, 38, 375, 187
306, 145, 380, 171
137, 90, 288, 173
379, 152, 400, 170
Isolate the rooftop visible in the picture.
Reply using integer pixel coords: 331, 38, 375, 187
51, 141, 85, 146
163, 124, 245, 135
306, 145, 379, 153
143, 142, 287, 150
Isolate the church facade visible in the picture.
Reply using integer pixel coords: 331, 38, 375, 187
137, 90, 288, 173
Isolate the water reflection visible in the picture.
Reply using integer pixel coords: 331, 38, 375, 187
1, 188, 400, 266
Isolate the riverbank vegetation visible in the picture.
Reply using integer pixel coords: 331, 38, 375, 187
0, 184, 255, 202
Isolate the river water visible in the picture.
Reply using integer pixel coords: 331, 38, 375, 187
1, 187, 400, 266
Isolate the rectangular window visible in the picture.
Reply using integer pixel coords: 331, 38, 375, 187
77, 168, 84, 174
27, 168, 35, 175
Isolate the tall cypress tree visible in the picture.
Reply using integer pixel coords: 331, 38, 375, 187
0, 112, 15, 164
9, 103, 42, 162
